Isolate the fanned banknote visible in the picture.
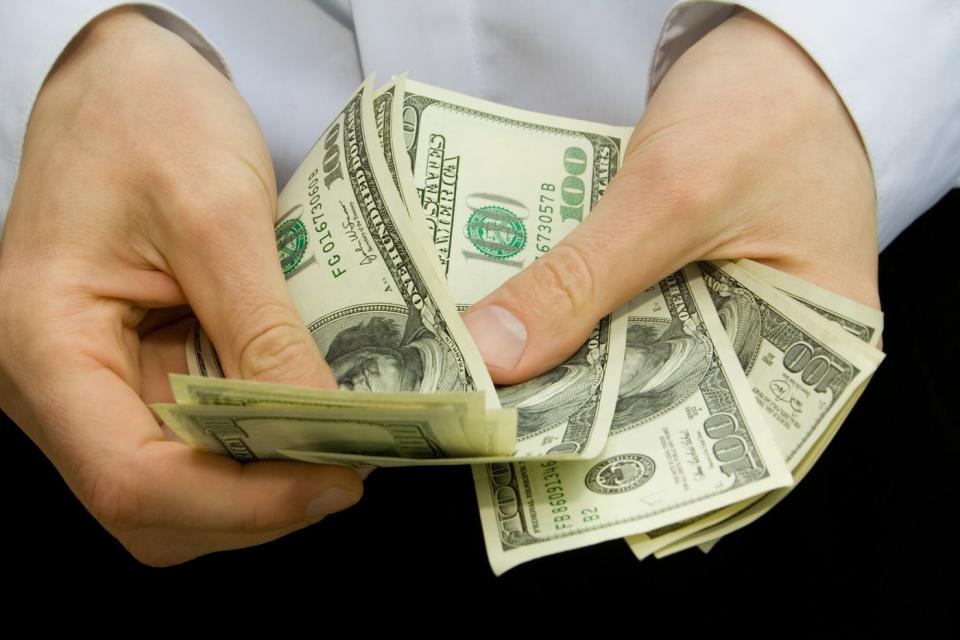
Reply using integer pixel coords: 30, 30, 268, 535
377, 76, 629, 459
166, 373, 515, 458
736, 259, 883, 347
665, 261, 883, 556
475, 265, 792, 574
625, 260, 883, 559
156, 402, 488, 461
187, 78, 498, 408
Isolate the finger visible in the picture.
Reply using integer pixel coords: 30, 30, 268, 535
158, 165, 337, 390
52, 365, 363, 538
463, 149, 713, 384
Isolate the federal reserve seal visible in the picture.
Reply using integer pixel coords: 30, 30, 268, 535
584, 454, 656, 494
465, 205, 527, 259
276, 218, 309, 276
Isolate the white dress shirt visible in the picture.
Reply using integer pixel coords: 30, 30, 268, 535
2, 0, 958, 250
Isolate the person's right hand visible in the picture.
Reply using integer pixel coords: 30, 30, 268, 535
463, 11, 879, 386
0, 7, 363, 566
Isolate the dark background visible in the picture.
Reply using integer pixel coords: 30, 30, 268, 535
2, 191, 957, 625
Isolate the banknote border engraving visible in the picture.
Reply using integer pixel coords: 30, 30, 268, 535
306, 303, 409, 335
402, 93, 623, 216
788, 294, 874, 343
186, 413, 450, 461
373, 87, 404, 197
341, 91, 476, 390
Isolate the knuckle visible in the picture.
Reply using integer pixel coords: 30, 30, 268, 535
232, 466, 302, 534
631, 136, 720, 223
237, 319, 317, 382
236, 499, 283, 535
528, 243, 596, 316
237, 508, 272, 535
163, 170, 228, 231
654, 169, 711, 223
153, 156, 273, 238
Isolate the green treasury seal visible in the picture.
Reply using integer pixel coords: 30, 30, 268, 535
465, 205, 527, 260
276, 218, 309, 277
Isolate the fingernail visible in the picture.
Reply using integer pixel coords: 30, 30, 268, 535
463, 305, 527, 370
305, 487, 361, 521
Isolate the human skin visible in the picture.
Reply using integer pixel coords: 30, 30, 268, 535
0, 9, 877, 566
462, 11, 879, 383
0, 8, 364, 567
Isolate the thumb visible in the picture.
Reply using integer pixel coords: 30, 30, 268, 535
163, 186, 337, 389
462, 158, 707, 385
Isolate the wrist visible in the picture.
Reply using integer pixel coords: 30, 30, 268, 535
637, 9, 878, 308
48, 7, 157, 81
45, 6, 225, 99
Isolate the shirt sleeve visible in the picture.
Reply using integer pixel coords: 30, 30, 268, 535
648, 0, 960, 251
0, 1, 229, 229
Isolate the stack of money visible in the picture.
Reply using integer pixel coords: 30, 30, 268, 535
152, 76, 884, 574
156, 374, 517, 463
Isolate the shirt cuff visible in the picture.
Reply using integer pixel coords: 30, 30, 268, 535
648, 0, 960, 251
0, 1, 230, 228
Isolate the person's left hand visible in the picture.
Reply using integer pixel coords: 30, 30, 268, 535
462, 11, 879, 384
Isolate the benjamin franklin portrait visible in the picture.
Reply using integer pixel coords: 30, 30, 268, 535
496, 339, 597, 439
497, 315, 718, 439
318, 306, 464, 393
610, 319, 713, 432
709, 280, 763, 374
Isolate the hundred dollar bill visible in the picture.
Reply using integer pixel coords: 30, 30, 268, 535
625, 260, 883, 559
154, 403, 501, 462
652, 390, 872, 557
475, 265, 792, 575
276, 438, 577, 468
701, 261, 882, 464
187, 78, 499, 410
377, 76, 629, 458
652, 381, 874, 558
166, 373, 515, 456
171, 372, 484, 414
679, 262, 883, 554
372, 76, 447, 282
736, 259, 883, 346
654, 350, 878, 558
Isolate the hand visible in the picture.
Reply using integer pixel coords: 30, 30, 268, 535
0, 8, 363, 566
463, 11, 879, 384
